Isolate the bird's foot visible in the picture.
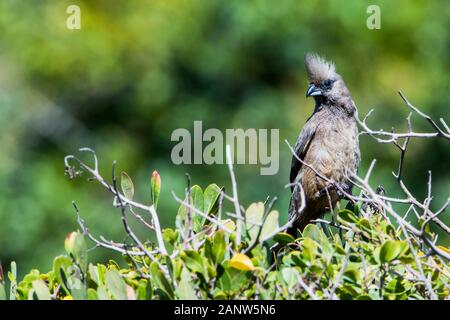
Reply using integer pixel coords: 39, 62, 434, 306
317, 184, 333, 198
318, 182, 353, 200
336, 182, 353, 199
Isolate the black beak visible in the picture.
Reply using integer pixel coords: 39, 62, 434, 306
306, 84, 322, 97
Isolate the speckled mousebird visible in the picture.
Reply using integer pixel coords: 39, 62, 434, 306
288, 53, 360, 236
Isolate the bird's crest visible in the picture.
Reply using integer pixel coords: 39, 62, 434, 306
304, 53, 336, 83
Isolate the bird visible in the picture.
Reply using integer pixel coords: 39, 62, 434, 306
287, 53, 360, 237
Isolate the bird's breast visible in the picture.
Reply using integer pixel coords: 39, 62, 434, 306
302, 116, 359, 196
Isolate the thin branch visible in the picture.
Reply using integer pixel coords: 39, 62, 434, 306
392, 113, 411, 181
111, 162, 165, 271
244, 197, 278, 254
73, 202, 146, 256
357, 91, 449, 142
65, 148, 167, 255
171, 191, 233, 233
261, 182, 306, 243
398, 220, 437, 299
226, 144, 243, 247
297, 273, 318, 300
329, 244, 350, 299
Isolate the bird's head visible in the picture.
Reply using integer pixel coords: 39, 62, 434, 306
304, 53, 352, 106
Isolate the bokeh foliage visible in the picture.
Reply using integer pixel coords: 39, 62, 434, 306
0, 0, 449, 274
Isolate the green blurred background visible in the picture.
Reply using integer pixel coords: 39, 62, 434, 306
0, 0, 449, 276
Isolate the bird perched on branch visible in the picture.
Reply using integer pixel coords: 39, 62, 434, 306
288, 53, 360, 236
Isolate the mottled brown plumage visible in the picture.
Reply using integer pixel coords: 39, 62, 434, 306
288, 53, 360, 235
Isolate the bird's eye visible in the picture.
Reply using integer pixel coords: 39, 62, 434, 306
323, 79, 333, 88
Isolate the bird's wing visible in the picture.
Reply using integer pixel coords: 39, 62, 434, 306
289, 121, 316, 192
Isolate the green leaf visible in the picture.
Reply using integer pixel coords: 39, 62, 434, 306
52, 255, 72, 295
191, 185, 205, 232
381, 221, 396, 236
64, 231, 88, 272
175, 201, 187, 230
260, 210, 279, 240
302, 224, 324, 243
121, 171, 134, 200
385, 277, 407, 296
176, 268, 197, 300
162, 228, 177, 245
379, 240, 403, 263
96, 285, 110, 300
203, 184, 221, 214
213, 290, 227, 299
358, 218, 372, 231
88, 264, 99, 285
136, 279, 150, 300
397, 240, 410, 257
9, 261, 16, 300
204, 237, 214, 262
32, 280, 51, 300
273, 232, 295, 245
96, 264, 107, 285
290, 251, 308, 268
343, 265, 360, 283
245, 202, 265, 243
67, 273, 87, 300
282, 267, 299, 289
206, 261, 218, 279
217, 268, 232, 292
212, 230, 227, 264
221, 219, 236, 232
105, 269, 128, 300
180, 250, 205, 275
150, 262, 174, 299
0, 283, 6, 300
301, 238, 319, 261
175, 185, 205, 233
87, 288, 98, 300
154, 288, 171, 300
64, 232, 76, 254
74, 234, 88, 272
222, 263, 251, 291
338, 209, 358, 223
150, 170, 161, 209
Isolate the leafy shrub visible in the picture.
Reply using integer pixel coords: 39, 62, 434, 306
0, 152, 448, 299
3, 95, 450, 302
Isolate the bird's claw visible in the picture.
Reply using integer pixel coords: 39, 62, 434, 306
336, 182, 353, 200
318, 182, 353, 200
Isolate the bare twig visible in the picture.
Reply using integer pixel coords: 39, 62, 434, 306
65, 148, 167, 255
73, 202, 147, 256
398, 221, 437, 299
261, 182, 306, 243
171, 191, 233, 233
297, 273, 319, 300
357, 91, 449, 142
329, 244, 350, 299
111, 162, 165, 272
226, 144, 243, 247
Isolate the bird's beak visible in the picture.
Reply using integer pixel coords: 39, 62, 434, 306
306, 84, 322, 97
